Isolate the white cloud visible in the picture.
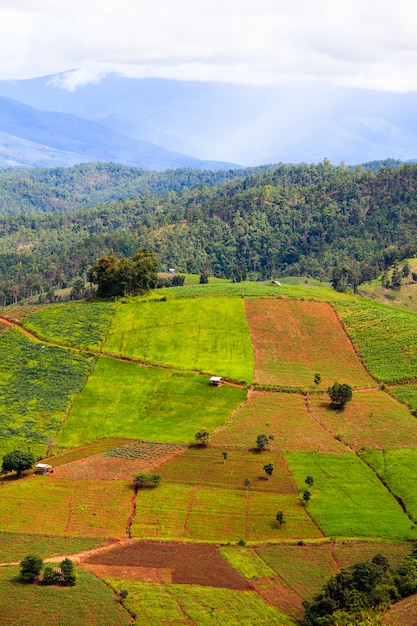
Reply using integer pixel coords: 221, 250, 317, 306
0, 0, 416, 91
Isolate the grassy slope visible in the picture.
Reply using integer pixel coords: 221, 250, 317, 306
285, 452, 417, 539
103, 297, 254, 382
56, 356, 246, 447
107, 579, 297, 625
0, 566, 130, 626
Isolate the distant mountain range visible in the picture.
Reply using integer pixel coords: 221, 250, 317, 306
0, 72, 417, 169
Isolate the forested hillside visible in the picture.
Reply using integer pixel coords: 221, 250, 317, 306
1, 160, 417, 303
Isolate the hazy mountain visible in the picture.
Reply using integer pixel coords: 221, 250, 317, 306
0, 94, 237, 170
0, 72, 417, 166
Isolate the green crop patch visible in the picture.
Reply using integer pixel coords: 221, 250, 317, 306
103, 297, 254, 381
57, 357, 246, 447
107, 580, 297, 625
210, 391, 348, 454
308, 389, 417, 451
245, 299, 373, 388
0, 476, 131, 539
159, 447, 296, 493
0, 531, 105, 562
389, 383, 417, 413
161, 281, 354, 302
334, 300, 417, 383
285, 452, 417, 539
0, 566, 130, 626
22, 302, 116, 349
0, 329, 95, 459
131, 483, 320, 543
362, 449, 417, 522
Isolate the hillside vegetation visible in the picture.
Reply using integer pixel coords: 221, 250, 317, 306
2, 161, 417, 304
2, 283, 417, 624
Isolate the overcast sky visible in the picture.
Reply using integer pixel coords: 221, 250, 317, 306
0, 0, 416, 92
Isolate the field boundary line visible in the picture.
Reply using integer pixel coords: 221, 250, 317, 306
126, 490, 137, 539
63, 483, 77, 534
303, 392, 356, 454
181, 484, 200, 539
329, 303, 378, 385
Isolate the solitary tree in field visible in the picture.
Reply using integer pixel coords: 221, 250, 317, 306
327, 382, 353, 408
20, 554, 43, 582
256, 434, 269, 452
314, 373, 321, 386
133, 473, 161, 490
2, 450, 34, 477
263, 462, 274, 481
302, 490, 311, 504
222, 451, 228, 463
60, 558, 76, 586
244, 478, 251, 493
276, 510, 286, 527
195, 429, 210, 446
305, 475, 314, 487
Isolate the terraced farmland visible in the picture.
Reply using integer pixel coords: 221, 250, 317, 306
3, 285, 417, 625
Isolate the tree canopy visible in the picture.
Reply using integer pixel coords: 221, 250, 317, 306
88, 248, 158, 297
2, 450, 35, 477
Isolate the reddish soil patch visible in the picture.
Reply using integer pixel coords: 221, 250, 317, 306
54, 442, 186, 480
252, 577, 304, 621
83, 540, 253, 590
383, 594, 417, 625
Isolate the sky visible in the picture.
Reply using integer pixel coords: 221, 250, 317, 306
0, 0, 416, 92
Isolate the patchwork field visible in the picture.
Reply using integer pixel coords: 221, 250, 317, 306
103, 297, 254, 381
0, 566, 130, 626
158, 446, 297, 493
84, 541, 251, 589
245, 299, 373, 388
131, 483, 321, 543
388, 383, 417, 413
285, 452, 417, 539
0, 328, 95, 459
54, 440, 187, 480
106, 579, 297, 625
210, 390, 348, 454
56, 356, 246, 447
0, 476, 131, 539
383, 594, 417, 625
334, 300, 417, 383
21, 302, 116, 349
307, 388, 417, 450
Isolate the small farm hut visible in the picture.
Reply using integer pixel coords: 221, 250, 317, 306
34, 463, 54, 475
209, 376, 223, 387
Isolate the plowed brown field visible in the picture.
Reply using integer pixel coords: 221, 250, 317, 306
83, 541, 252, 590
245, 299, 374, 388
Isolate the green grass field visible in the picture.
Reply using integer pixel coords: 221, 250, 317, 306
308, 389, 417, 450
56, 356, 246, 447
0, 329, 95, 459
107, 579, 297, 625
0, 566, 130, 626
22, 302, 116, 349
334, 300, 417, 382
362, 448, 417, 522
285, 452, 417, 539
103, 297, 254, 381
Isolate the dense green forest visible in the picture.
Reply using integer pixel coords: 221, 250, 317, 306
0, 159, 416, 304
